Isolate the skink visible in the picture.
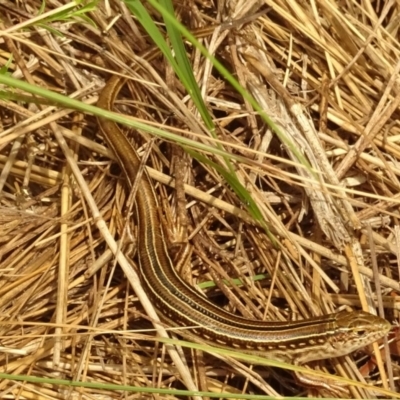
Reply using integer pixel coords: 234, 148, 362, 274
96, 31, 391, 385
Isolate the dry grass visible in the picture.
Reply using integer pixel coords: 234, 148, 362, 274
0, 0, 399, 398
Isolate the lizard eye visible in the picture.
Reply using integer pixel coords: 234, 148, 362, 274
356, 329, 366, 336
